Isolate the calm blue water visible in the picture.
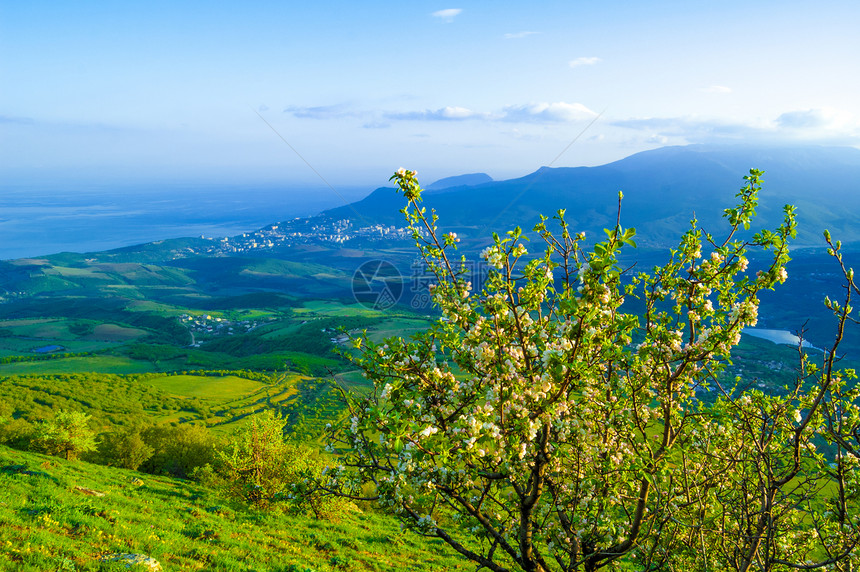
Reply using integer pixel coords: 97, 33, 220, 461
0, 182, 370, 260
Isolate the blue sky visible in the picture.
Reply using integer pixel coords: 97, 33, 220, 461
2, 0, 859, 188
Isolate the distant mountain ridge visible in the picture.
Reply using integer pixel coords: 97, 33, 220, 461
322, 144, 860, 247
426, 173, 493, 191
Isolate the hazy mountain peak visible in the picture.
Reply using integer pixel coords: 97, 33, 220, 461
321, 144, 860, 247
426, 173, 493, 191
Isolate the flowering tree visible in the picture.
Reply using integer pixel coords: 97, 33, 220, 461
325, 169, 860, 571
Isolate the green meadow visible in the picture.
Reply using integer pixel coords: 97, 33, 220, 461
0, 446, 465, 572
143, 375, 268, 402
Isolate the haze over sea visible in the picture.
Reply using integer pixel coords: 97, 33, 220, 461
0, 183, 370, 261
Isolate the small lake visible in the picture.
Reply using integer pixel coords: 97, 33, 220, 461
32, 345, 66, 354
742, 328, 819, 350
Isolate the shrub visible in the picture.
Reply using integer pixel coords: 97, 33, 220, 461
218, 410, 296, 508
139, 424, 216, 478
218, 410, 349, 518
96, 426, 154, 470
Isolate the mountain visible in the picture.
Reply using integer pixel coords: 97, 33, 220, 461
322, 144, 860, 247
426, 172, 493, 191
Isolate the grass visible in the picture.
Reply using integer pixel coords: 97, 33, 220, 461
0, 446, 467, 571
229, 309, 277, 320
0, 340, 120, 357
125, 300, 188, 314
0, 368, 346, 439
334, 370, 373, 392
45, 266, 111, 279
0, 356, 159, 376
0, 318, 145, 358
142, 375, 266, 402
86, 324, 147, 342
293, 301, 384, 318
0, 319, 56, 328
9, 320, 72, 339
365, 317, 434, 344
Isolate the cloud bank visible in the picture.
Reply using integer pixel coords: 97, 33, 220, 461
286, 101, 598, 125
613, 108, 860, 145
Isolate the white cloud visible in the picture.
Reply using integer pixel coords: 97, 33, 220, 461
774, 108, 860, 140
285, 100, 597, 126
502, 102, 597, 123
386, 106, 486, 121
383, 102, 597, 124
504, 31, 538, 39
774, 108, 858, 130
432, 8, 462, 21
612, 116, 775, 142
613, 108, 860, 145
776, 109, 829, 130
284, 104, 354, 119
700, 85, 732, 94
439, 106, 478, 119
569, 57, 601, 68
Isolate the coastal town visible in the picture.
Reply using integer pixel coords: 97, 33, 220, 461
189, 217, 416, 257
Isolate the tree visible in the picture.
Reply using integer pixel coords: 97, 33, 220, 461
218, 410, 296, 508
325, 169, 860, 571
34, 410, 98, 461
98, 426, 154, 470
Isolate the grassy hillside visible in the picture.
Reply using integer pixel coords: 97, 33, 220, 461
0, 446, 466, 571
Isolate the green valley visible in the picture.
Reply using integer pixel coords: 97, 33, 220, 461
3, 147, 860, 570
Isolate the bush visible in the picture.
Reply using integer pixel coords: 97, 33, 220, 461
218, 410, 295, 508
218, 411, 349, 518
96, 426, 154, 470
0, 416, 36, 450
139, 424, 216, 478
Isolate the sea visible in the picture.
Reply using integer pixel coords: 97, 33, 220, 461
0, 182, 371, 260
